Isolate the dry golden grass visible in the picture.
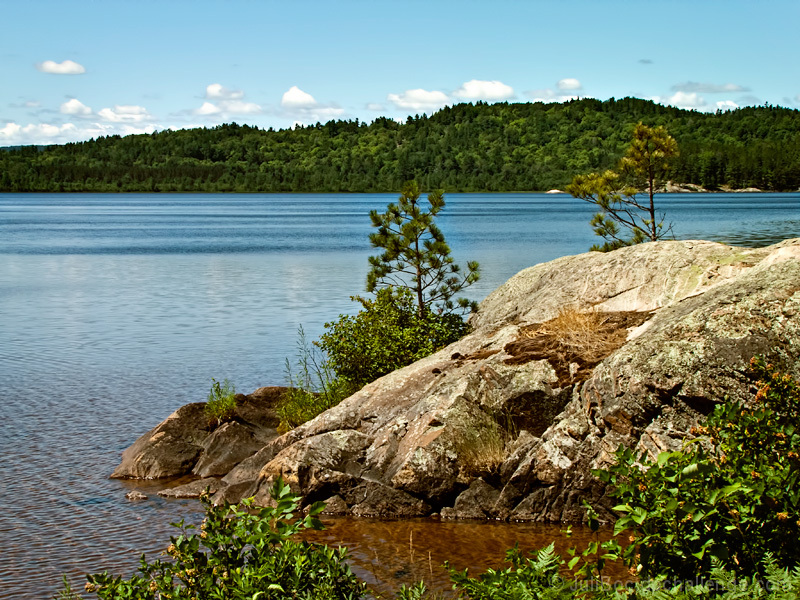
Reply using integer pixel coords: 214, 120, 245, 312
522, 306, 626, 361
505, 306, 651, 384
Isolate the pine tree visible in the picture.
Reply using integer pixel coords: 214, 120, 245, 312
366, 181, 480, 316
567, 122, 679, 251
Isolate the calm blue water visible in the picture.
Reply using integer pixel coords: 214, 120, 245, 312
0, 192, 798, 598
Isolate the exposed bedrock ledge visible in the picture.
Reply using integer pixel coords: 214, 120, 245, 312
114, 239, 800, 522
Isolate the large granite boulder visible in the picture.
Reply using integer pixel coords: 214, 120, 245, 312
114, 239, 800, 522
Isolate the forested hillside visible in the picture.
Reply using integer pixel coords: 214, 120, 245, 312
2, 97, 799, 193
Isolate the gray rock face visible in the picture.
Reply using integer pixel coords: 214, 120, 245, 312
111, 403, 210, 479
111, 387, 283, 480
114, 239, 800, 522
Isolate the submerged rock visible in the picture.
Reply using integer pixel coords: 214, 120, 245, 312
114, 239, 800, 522
125, 490, 147, 501
158, 477, 223, 499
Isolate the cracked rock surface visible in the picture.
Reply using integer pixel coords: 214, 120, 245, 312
113, 239, 800, 521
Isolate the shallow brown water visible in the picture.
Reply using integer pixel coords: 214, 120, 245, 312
304, 516, 632, 597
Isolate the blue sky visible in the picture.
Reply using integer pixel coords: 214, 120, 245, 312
2, 0, 798, 146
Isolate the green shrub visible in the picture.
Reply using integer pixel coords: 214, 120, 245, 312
596, 356, 800, 581
72, 479, 366, 599
277, 327, 354, 432
448, 543, 577, 600
317, 287, 470, 390
205, 377, 237, 426
444, 545, 800, 600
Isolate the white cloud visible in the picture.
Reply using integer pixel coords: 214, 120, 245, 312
524, 88, 579, 103
97, 105, 151, 123
387, 88, 450, 111
282, 86, 317, 108
665, 91, 707, 109
36, 60, 86, 75
222, 100, 262, 114
366, 102, 386, 111
525, 79, 584, 103
311, 107, 345, 119
25, 100, 41, 108
0, 119, 163, 145
795, 94, 800, 103
194, 84, 262, 117
195, 101, 222, 115
453, 79, 515, 101
557, 78, 582, 91
279, 86, 344, 121
716, 100, 739, 111
672, 81, 749, 94
60, 98, 92, 116
1, 121, 78, 144
205, 83, 244, 100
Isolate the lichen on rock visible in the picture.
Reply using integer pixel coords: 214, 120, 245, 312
113, 239, 800, 523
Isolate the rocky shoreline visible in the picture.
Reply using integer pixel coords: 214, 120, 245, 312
113, 238, 800, 522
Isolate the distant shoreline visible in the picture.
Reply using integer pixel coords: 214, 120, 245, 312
1, 186, 795, 195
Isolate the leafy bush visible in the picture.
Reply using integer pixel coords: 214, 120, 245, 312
448, 543, 576, 600
317, 287, 469, 390
205, 377, 237, 426
443, 545, 800, 600
71, 479, 366, 599
596, 357, 800, 581
277, 327, 354, 432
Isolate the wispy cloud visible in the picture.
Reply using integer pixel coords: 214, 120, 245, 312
1, 120, 157, 145
194, 83, 262, 116
672, 81, 749, 94
387, 88, 450, 111
557, 78, 582, 91
205, 84, 244, 101
97, 105, 151, 123
36, 60, 86, 75
525, 78, 584, 103
716, 100, 739, 111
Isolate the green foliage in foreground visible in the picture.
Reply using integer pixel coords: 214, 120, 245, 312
70, 479, 365, 600
205, 377, 237, 426
317, 287, 470, 390
424, 545, 800, 600
596, 356, 800, 582
60, 359, 800, 599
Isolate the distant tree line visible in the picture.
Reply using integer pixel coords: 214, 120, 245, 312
2, 97, 799, 193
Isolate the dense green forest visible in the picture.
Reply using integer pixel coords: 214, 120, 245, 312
2, 97, 799, 193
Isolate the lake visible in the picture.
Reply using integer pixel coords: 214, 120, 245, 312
0, 192, 798, 597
